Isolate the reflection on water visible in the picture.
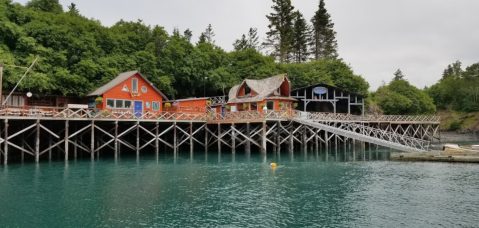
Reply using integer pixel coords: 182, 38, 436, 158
1, 148, 478, 227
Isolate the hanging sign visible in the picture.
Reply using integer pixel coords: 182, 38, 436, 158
313, 87, 327, 95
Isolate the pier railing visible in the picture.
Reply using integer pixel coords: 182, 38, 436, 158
0, 105, 439, 123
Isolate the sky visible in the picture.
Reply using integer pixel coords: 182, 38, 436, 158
14, 0, 479, 91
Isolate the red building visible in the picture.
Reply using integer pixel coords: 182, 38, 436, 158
215, 74, 296, 114
163, 98, 208, 114
88, 71, 168, 115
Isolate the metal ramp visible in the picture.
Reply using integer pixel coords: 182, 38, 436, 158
293, 118, 429, 152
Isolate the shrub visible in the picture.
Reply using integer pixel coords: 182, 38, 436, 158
448, 119, 462, 131
278, 102, 284, 107
95, 97, 103, 104
292, 103, 298, 108
102, 110, 110, 116
225, 105, 231, 111
243, 103, 248, 110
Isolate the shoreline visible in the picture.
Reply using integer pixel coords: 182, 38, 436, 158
438, 131, 479, 143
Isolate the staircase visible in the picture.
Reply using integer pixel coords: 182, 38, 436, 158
293, 118, 429, 152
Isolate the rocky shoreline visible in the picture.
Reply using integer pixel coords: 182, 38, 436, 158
438, 131, 479, 143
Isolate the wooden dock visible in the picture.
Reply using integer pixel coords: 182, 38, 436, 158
0, 108, 440, 164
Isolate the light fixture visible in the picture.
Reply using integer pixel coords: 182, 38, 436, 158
27, 92, 32, 97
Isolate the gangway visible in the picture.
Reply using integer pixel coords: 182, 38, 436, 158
293, 117, 430, 152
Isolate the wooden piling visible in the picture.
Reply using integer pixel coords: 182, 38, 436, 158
262, 121, 266, 153
217, 123, 221, 153
91, 121, 95, 159
136, 121, 140, 157
155, 122, 159, 155
231, 123, 236, 154
115, 121, 119, 158
205, 124, 209, 152
64, 120, 69, 161
4, 119, 8, 165
190, 122, 194, 154
245, 122, 251, 153
35, 119, 40, 163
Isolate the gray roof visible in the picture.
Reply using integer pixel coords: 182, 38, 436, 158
87, 71, 168, 100
228, 74, 295, 103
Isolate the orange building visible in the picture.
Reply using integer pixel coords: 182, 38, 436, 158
215, 74, 296, 114
162, 98, 208, 114
87, 71, 168, 116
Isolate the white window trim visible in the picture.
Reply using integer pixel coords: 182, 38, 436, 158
132, 78, 138, 93
105, 98, 133, 109
152, 101, 160, 111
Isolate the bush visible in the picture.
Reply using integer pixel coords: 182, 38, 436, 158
448, 119, 462, 131
95, 97, 103, 104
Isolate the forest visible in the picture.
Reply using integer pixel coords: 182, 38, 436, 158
0, 0, 477, 118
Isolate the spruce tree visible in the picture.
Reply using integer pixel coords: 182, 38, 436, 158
204, 24, 215, 44
26, 0, 63, 14
292, 11, 310, 63
197, 32, 207, 45
233, 34, 248, 51
393, 69, 405, 81
311, 0, 338, 60
264, 0, 295, 63
233, 28, 262, 51
184, 29, 193, 42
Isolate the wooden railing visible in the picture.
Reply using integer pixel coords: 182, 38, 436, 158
0, 105, 440, 123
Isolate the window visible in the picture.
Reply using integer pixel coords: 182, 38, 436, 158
125, 100, 132, 109
106, 99, 132, 109
141, 86, 147, 93
245, 86, 251, 95
132, 78, 138, 93
116, 100, 123, 108
251, 102, 258, 111
106, 99, 114, 108
267, 101, 274, 110
152, 101, 160, 111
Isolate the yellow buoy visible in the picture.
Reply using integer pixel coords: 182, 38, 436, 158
270, 163, 277, 167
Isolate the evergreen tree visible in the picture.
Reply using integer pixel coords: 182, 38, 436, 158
264, 0, 295, 63
197, 32, 207, 45
441, 60, 462, 81
247, 28, 262, 51
26, 0, 63, 14
204, 24, 215, 44
233, 28, 262, 51
292, 11, 310, 63
67, 3, 79, 15
393, 69, 405, 81
311, 0, 338, 60
183, 29, 193, 42
233, 34, 248, 51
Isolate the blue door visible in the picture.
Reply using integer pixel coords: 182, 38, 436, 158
134, 101, 143, 118
221, 106, 226, 120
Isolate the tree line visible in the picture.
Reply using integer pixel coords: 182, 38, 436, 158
0, 0, 367, 100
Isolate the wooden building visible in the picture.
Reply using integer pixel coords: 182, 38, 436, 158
87, 71, 168, 115
214, 74, 296, 114
290, 83, 365, 115
162, 98, 208, 114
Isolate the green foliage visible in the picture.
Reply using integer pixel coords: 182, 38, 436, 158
426, 61, 479, 112
392, 69, 405, 81
264, 0, 295, 63
0, 1, 369, 102
448, 119, 462, 131
94, 97, 103, 104
375, 80, 436, 115
292, 11, 310, 63
292, 103, 298, 108
311, 0, 338, 60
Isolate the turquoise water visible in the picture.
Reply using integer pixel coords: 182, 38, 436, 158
1, 150, 478, 227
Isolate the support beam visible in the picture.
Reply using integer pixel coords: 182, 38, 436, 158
4, 119, 8, 165
245, 123, 251, 153
35, 119, 40, 162
262, 121, 267, 153
155, 122, 159, 155
91, 121, 95, 159
65, 120, 69, 161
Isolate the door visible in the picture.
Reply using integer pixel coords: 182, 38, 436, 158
134, 101, 143, 118
221, 106, 226, 120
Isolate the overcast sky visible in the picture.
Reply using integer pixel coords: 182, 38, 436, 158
14, 0, 479, 90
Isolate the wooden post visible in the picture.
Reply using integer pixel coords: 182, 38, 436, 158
35, 119, 40, 163
261, 121, 266, 153
155, 122, 159, 155
173, 123, 177, 154
289, 122, 294, 153
302, 125, 307, 152
205, 124, 209, 152
64, 120, 69, 161
21, 131, 25, 162
245, 123, 251, 153
276, 121, 281, 154
115, 121, 119, 158
74, 125, 77, 159
4, 119, 8, 165
217, 123, 221, 153
190, 122, 194, 155
91, 121, 95, 160
315, 129, 319, 153
231, 123, 236, 154
136, 121, 140, 157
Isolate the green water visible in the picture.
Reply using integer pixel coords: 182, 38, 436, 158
1, 150, 478, 227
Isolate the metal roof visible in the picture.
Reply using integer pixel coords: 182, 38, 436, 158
87, 71, 168, 100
